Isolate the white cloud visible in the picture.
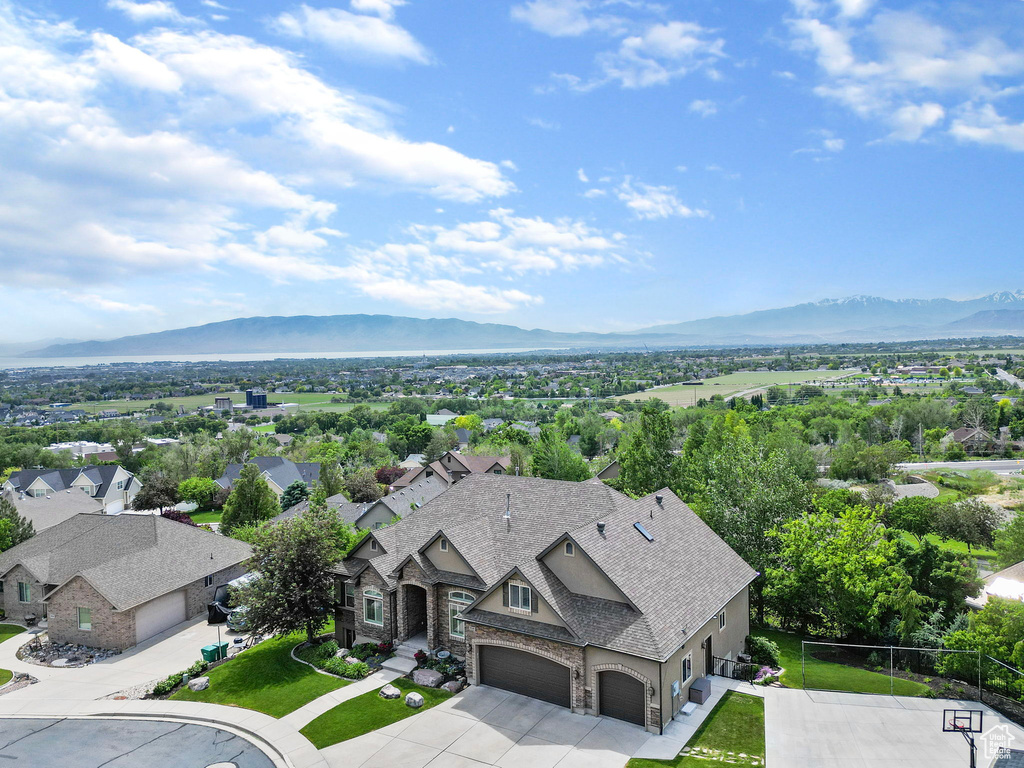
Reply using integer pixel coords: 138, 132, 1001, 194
577, 168, 589, 182
65, 292, 161, 314
616, 178, 708, 219
689, 98, 717, 117
106, 0, 193, 24
527, 116, 561, 130
583, 188, 606, 198
823, 137, 845, 151
136, 29, 513, 200
950, 104, 1024, 151
350, 0, 406, 21
271, 4, 430, 65
510, 0, 605, 37
787, 4, 1024, 147
88, 32, 182, 91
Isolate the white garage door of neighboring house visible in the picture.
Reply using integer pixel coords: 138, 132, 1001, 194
105, 500, 124, 515
134, 589, 186, 644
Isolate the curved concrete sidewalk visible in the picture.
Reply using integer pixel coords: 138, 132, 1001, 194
281, 668, 403, 730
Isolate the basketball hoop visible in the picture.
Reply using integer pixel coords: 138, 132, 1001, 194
943, 709, 984, 768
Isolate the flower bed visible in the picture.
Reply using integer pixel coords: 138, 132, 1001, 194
294, 639, 394, 680
413, 649, 465, 682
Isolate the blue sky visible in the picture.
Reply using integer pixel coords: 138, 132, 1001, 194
2, 0, 1023, 342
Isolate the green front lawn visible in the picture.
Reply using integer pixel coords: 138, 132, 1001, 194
171, 632, 347, 717
187, 510, 224, 525
628, 691, 765, 768
753, 629, 930, 696
0, 624, 26, 686
300, 677, 452, 749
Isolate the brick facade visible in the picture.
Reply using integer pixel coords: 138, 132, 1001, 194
184, 564, 247, 618
1, 565, 47, 624
466, 623, 587, 713
47, 576, 135, 650
438, 585, 480, 658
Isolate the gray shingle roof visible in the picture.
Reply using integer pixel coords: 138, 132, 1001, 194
0, 514, 251, 611
273, 475, 448, 526
2, 488, 104, 531
6, 466, 131, 499
217, 457, 320, 491
340, 474, 755, 660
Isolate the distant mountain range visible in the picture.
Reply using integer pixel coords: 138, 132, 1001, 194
21, 291, 1024, 358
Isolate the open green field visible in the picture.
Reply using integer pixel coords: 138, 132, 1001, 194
623, 369, 858, 407
71, 392, 390, 415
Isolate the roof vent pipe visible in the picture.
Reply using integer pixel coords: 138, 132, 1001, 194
504, 493, 511, 520
597, 521, 606, 534
655, 494, 663, 506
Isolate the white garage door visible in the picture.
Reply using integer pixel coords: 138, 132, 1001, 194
105, 500, 124, 515
135, 589, 187, 644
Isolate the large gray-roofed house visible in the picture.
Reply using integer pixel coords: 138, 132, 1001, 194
334, 474, 755, 734
216, 457, 320, 499
274, 475, 448, 530
0, 514, 250, 650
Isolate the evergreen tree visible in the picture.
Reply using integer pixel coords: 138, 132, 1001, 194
279, 480, 310, 511
529, 430, 591, 482
221, 463, 280, 533
0, 494, 34, 548
616, 403, 678, 497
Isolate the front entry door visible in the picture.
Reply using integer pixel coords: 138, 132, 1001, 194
704, 634, 713, 676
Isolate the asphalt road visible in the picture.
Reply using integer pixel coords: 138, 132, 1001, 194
995, 368, 1024, 390
0, 718, 275, 767
900, 459, 1024, 474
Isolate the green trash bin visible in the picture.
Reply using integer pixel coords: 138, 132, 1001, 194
201, 644, 219, 663
215, 641, 229, 660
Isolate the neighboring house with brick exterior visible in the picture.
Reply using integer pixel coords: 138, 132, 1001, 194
0, 514, 250, 650
332, 474, 755, 734
392, 451, 511, 489
4, 466, 141, 515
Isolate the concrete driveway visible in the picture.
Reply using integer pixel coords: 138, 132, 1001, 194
766, 688, 1024, 768
0, 616, 240, 701
321, 685, 682, 768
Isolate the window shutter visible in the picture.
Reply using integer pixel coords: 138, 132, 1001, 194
531, 589, 538, 613
502, 583, 509, 607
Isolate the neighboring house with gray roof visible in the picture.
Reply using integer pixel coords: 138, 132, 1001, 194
274, 475, 448, 531
332, 474, 755, 734
4, 466, 141, 515
216, 457, 320, 500
392, 451, 511, 489
0, 514, 250, 649
1, 487, 104, 532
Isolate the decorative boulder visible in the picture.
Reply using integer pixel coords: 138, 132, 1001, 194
187, 677, 210, 692
412, 668, 444, 688
441, 680, 462, 695
336, 648, 350, 658
345, 656, 361, 665
405, 692, 424, 708
379, 684, 401, 700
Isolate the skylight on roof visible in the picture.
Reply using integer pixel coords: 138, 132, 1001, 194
634, 522, 654, 542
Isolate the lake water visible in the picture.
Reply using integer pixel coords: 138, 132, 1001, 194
0, 347, 566, 370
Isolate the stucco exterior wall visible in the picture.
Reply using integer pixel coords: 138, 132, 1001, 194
184, 563, 247, 619
47, 576, 135, 650
475, 580, 569, 627
423, 540, 475, 576
541, 545, 627, 603
584, 646, 661, 732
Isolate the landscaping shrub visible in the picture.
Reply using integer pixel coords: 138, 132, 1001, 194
321, 657, 371, 679
151, 658, 210, 697
746, 635, 781, 667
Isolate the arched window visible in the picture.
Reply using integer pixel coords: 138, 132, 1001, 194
449, 591, 474, 638
363, 588, 384, 626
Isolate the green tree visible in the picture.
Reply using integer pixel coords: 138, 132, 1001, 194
940, 598, 1024, 679
424, 429, 458, 463
933, 498, 1001, 553
343, 468, 384, 503
177, 477, 220, 509
221, 463, 280, 533
994, 513, 1024, 570
884, 497, 936, 542
131, 472, 179, 511
617, 403, 678, 497
0, 518, 13, 553
529, 430, 591, 482
235, 512, 341, 643
699, 441, 810, 624
766, 504, 914, 637
0, 494, 34, 547
318, 461, 346, 498
279, 480, 310, 511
